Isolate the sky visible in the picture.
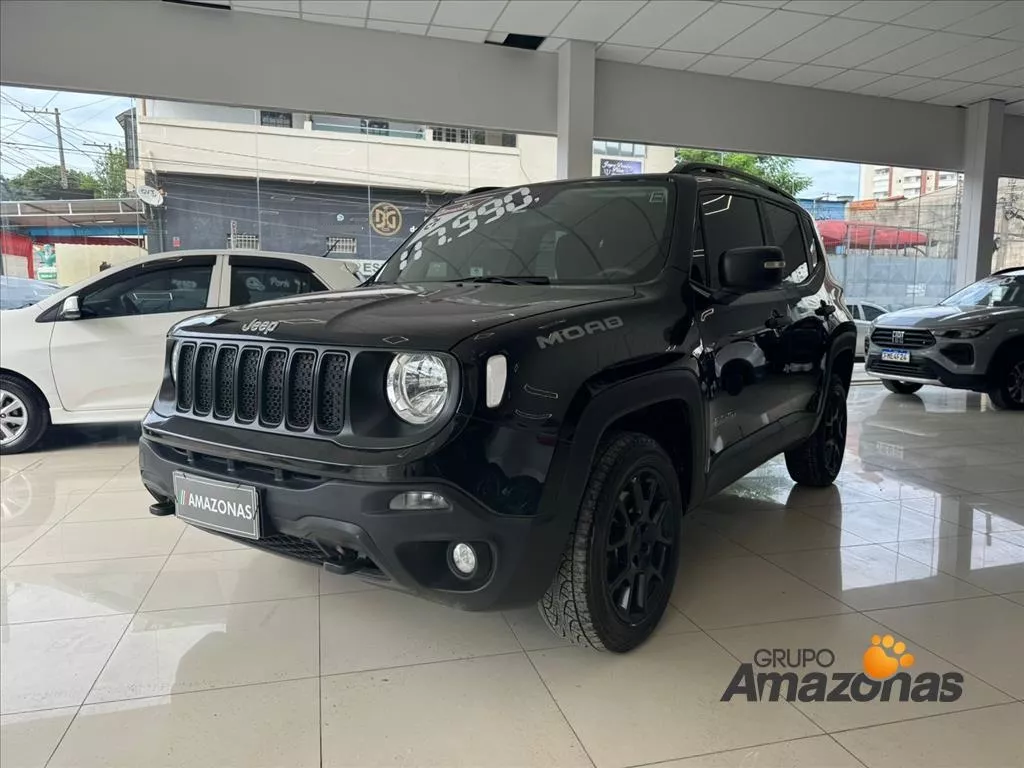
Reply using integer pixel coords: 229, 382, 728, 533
0, 86, 133, 178
1, 85, 862, 197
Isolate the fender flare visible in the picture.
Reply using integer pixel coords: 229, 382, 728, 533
537, 368, 707, 524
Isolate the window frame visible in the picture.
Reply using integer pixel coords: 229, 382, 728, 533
74, 255, 217, 320
762, 199, 815, 287
225, 255, 327, 307
694, 189, 767, 291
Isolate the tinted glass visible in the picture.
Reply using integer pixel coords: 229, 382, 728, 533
764, 202, 809, 283
81, 264, 212, 318
848, 304, 861, 320
941, 274, 1024, 307
862, 304, 886, 321
699, 193, 763, 287
230, 265, 325, 305
373, 181, 674, 285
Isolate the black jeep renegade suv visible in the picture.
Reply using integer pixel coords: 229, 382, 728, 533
140, 164, 856, 652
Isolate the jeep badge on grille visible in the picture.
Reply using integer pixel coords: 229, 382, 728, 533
241, 319, 279, 335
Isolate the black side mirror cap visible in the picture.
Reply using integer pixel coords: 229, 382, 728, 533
719, 246, 785, 293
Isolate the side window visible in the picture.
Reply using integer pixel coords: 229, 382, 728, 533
699, 193, 763, 288
848, 304, 862, 320
230, 265, 325, 305
764, 202, 810, 284
81, 264, 213, 318
862, 304, 886, 321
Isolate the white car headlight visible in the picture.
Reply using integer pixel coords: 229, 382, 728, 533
386, 353, 450, 424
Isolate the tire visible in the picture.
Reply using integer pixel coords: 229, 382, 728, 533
0, 375, 49, 455
785, 375, 847, 487
538, 432, 683, 652
988, 353, 1024, 411
882, 379, 923, 395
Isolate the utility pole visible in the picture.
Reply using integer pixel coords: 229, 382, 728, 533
25, 107, 68, 188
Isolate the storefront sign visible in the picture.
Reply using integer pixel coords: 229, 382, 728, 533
600, 159, 643, 177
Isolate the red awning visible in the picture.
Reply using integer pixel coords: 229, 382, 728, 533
816, 220, 928, 250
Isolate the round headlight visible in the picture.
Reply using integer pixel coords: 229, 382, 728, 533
386, 353, 449, 424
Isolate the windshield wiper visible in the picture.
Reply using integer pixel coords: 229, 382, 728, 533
446, 275, 551, 285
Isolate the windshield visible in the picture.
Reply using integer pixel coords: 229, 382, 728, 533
373, 180, 674, 285
940, 274, 1024, 308
0, 277, 61, 310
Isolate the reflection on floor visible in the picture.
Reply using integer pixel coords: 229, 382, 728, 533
2, 386, 1023, 768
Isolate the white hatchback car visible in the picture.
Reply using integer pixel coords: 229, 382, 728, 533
0, 249, 359, 453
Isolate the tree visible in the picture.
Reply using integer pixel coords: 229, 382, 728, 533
7, 165, 99, 199
92, 144, 127, 198
674, 148, 812, 197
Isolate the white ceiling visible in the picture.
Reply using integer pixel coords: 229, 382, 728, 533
229, 0, 1024, 114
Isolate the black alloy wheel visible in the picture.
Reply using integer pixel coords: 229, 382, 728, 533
989, 357, 1024, 410
539, 432, 683, 652
820, 388, 847, 479
605, 468, 675, 625
785, 375, 848, 487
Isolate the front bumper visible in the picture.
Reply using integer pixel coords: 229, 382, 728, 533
139, 435, 570, 611
864, 344, 988, 391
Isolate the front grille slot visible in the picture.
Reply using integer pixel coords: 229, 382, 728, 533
287, 352, 316, 430
260, 350, 288, 426
871, 328, 935, 348
316, 353, 348, 433
236, 348, 261, 422
213, 346, 238, 419
193, 344, 216, 415
172, 340, 348, 435
176, 342, 196, 411
867, 358, 930, 378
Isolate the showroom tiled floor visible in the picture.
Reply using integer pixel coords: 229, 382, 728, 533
2, 385, 1023, 768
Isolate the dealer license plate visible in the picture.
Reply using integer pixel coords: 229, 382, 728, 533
173, 471, 260, 540
880, 348, 911, 364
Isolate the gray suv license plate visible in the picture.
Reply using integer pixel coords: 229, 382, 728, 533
173, 471, 260, 540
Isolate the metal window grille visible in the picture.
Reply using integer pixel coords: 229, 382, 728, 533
227, 233, 260, 249
326, 236, 357, 255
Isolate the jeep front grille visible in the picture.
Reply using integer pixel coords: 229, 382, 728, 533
174, 341, 348, 434
870, 328, 935, 348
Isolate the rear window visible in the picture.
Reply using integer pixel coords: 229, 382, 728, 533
373, 180, 674, 285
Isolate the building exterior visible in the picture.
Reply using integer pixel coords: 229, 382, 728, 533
859, 164, 960, 200
129, 100, 677, 270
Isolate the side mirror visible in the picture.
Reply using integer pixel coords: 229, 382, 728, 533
61, 295, 82, 320
719, 246, 785, 293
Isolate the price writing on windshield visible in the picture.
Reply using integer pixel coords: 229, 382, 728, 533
398, 187, 534, 270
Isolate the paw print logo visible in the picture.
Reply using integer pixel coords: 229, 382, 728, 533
863, 634, 915, 680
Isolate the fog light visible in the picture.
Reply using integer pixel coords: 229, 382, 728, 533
388, 491, 450, 511
450, 542, 477, 576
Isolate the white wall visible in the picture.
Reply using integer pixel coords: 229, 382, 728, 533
3, 0, 1023, 176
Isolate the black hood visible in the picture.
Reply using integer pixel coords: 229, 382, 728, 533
172, 282, 635, 349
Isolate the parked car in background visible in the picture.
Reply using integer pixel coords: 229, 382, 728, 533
866, 267, 1024, 409
0, 275, 61, 310
845, 299, 889, 357
0, 249, 359, 453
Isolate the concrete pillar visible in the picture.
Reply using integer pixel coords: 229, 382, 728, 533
955, 100, 1004, 288
556, 40, 595, 180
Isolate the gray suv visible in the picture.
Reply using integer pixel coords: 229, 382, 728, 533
865, 267, 1024, 409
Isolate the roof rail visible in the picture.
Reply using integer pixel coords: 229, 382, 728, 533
670, 162, 794, 200
992, 265, 1024, 275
